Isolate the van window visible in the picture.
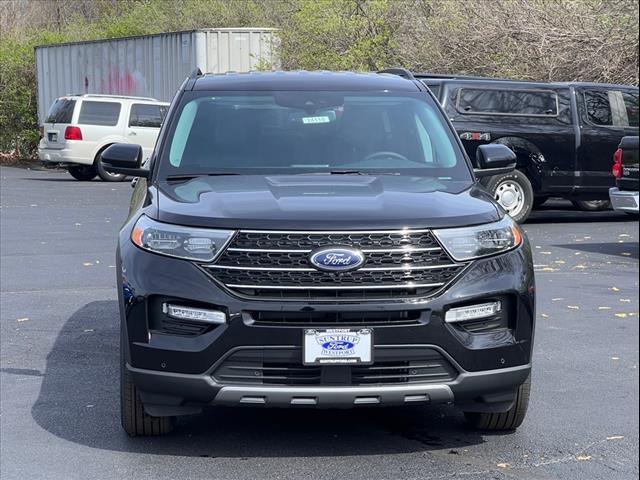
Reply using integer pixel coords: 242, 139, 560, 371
622, 92, 639, 127
45, 99, 76, 124
583, 91, 613, 126
129, 104, 168, 128
457, 89, 558, 116
78, 101, 121, 126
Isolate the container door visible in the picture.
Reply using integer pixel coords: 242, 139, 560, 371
126, 103, 169, 163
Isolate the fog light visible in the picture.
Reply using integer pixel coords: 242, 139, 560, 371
445, 301, 501, 323
162, 304, 226, 324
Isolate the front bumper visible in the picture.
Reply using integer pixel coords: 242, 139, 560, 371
118, 228, 535, 415
129, 360, 531, 416
610, 187, 639, 213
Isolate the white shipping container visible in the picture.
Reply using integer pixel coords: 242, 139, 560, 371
35, 28, 279, 124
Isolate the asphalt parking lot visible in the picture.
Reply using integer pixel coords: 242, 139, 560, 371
1, 165, 638, 480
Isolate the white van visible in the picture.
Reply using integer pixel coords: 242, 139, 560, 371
38, 94, 169, 181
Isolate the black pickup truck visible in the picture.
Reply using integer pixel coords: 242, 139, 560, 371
381, 70, 639, 222
610, 136, 639, 215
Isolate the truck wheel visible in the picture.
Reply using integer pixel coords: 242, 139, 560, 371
571, 200, 611, 211
464, 375, 531, 431
96, 150, 127, 182
120, 347, 173, 437
67, 165, 97, 181
485, 170, 534, 223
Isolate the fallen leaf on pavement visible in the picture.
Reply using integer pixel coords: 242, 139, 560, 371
606, 435, 624, 440
567, 305, 580, 310
552, 298, 564, 302
620, 299, 631, 303
611, 357, 620, 360
576, 455, 592, 461
598, 306, 611, 310
17, 317, 29, 322
541, 314, 549, 319
615, 313, 628, 318
496, 463, 509, 469
83, 262, 93, 266
610, 287, 620, 292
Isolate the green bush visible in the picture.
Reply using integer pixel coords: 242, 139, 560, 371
0, 0, 638, 160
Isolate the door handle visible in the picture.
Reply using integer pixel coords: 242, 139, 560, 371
128, 131, 137, 136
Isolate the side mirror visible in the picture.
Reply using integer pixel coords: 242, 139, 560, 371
101, 143, 149, 178
474, 144, 517, 178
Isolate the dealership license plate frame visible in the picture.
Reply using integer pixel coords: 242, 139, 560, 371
303, 328, 373, 365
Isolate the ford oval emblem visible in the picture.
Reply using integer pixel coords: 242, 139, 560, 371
322, 340, 355, 350
309, 247, 365, 272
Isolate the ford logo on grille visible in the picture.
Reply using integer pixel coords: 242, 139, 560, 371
309, 247, 365, 272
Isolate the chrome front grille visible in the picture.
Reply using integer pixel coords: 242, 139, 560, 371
202, 229, 467, 300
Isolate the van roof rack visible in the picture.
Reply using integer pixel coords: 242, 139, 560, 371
190, 68, 204, 79
69, 93, 159, 101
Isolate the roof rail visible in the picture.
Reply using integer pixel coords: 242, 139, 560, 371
81, 93, 158, 101
377, 68, 415, 80
414, 72, 518, 82
190, 68, 203, 79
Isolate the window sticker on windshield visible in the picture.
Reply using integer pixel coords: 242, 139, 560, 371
302, 116, 331, 124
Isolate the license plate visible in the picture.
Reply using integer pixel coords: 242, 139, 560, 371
303, 328, 373, 365
48, 133, 58, 142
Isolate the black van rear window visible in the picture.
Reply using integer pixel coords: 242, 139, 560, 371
45, 99, 76, 124
457, 88, 559, 117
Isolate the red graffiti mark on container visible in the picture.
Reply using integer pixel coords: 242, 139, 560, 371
100, 67, 139, 95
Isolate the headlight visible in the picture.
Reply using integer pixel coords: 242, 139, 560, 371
433, 216, 522, 261
130, 215, 234, 262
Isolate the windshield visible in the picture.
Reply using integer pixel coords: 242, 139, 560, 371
158, 91, 471, 180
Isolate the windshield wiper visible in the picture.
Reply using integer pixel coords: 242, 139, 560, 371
321, 170, 400, 176
164, 173, 240, 182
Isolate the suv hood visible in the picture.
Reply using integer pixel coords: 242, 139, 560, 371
155, 175, 500, 230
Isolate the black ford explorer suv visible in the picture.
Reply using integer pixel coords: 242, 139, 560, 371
401, 71, 639, 222
101, 71, 535, 436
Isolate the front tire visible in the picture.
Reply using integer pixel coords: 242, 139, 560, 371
67, 165, 97, 181
571, 199, 611, 211
464, 375, 531, 431
120, 346, 173, 437
485, 170, 534, 223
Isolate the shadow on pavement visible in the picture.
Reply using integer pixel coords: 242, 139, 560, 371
554, 241, 639, 259
527, 206, 634, 224
32, 301, 488, 457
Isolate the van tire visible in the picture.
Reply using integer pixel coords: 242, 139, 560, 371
464, 375, 531, 431
484, 170, 534, 223
67, 165, 97, 181
96, 149, 127, 182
